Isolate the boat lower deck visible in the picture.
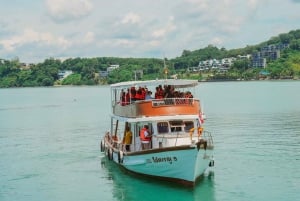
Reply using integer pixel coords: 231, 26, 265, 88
102, 136, 214, 186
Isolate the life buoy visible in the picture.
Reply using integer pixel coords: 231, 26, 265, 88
118, 151, 123, 164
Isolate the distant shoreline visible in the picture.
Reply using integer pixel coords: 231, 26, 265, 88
1, 78, 299, 89
199, 77, 300, 82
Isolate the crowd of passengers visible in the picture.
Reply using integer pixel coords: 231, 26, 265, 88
120, 85, 193, 106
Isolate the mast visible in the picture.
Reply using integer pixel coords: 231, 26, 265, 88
163, 58, 168, 80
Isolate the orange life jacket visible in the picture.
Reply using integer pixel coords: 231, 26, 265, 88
140, 128, 151, 141
121, 93, 126, 106
135, 92, 143, 100
125, 93, 130, 104
141, 89, 146, 99
155, 89, 164, 99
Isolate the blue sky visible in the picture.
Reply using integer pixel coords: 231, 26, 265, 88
1, 0, 300, 63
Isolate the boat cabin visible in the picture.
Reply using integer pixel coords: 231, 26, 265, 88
107, 115, 204, 153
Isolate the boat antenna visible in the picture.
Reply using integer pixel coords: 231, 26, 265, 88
163, 57, 168, 80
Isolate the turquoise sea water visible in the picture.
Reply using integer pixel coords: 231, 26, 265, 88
0, 81, 299, 201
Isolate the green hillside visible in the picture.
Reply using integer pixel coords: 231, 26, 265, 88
1, 29, 300, 87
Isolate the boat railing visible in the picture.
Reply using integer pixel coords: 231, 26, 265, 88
151, 98, 195, 107
113, 98, 200, 117
201, 131, 214, 148
116, 98, 196, 107
105, 130, 213, 153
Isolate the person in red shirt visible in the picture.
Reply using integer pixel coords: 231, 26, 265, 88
140, 125, 152, 150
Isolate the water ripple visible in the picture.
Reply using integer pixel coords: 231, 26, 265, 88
0, 104, 61, 111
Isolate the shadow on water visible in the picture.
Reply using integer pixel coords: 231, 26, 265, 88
100, 156, 216, 201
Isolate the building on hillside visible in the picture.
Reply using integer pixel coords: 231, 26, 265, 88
188, 57, 237, 72
252, 53, 267, 68
133, 70, 143, 80
237, 54, 251, 59
107, 65, 119, 74
58, 70, 73, 79
99, 71, 109, 77
221, 57, 236, 69
261, 46, 280, 60
20, 63, 32, 70
99, 64, 120, 78
251, 43, 289, 68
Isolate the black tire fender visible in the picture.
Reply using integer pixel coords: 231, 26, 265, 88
100, 140, 105, 152
107, 148, 113, 160
118, 151, 123, 163
109, 148, 113, 160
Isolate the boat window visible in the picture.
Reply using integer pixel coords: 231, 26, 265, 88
171, 127, 182, 132
184, 121, 194, 132
157, 122, 169, 134
170, 120, 183, 133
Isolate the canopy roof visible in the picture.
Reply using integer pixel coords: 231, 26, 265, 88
110, 79, 198, 89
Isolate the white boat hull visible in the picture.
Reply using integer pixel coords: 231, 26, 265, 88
107, 145, 213, 185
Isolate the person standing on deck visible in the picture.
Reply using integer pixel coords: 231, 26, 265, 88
140, 125, 152, 150
145, 90, 153, 100
123, 126, 132, 151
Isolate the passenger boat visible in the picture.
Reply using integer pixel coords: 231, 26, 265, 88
100, 79, 214, 186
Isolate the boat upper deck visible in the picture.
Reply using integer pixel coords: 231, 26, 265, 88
113, 98, 200, 118
110, 79, 202, 118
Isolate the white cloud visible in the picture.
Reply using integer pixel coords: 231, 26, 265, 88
152, 29, 167, 38
0, 29, 71, 51
1, 0, 300, 62
151, 17, 176, 39
247, 0, 259, 9
121, 12, 141, 25
113, 39, 137, 48
213, 12, 243, 34
210, 37, 224, 46
46, 0, 93, 22
184, 0, 209, 10
83, 32, 95, 44
148, 40, 161, 47
176, 1, 241, 31
56, 37, 71, 48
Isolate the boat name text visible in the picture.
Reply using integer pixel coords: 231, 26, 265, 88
152, 156, 177, 164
